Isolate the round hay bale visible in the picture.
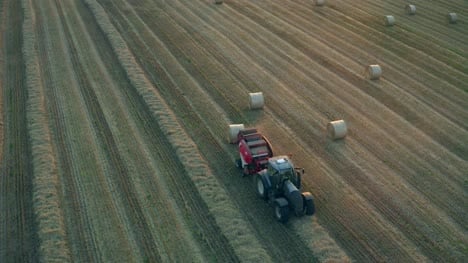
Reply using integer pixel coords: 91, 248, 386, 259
405, 4, 416, 15
228, 124, 245, 144
215, 0, 223, 4
447, 13, 457, 24
384, 15, 395, 26
315, 0, 325, 6
327, 120, 347, 140
367, 64, 382, 80
249, 92, 264, 110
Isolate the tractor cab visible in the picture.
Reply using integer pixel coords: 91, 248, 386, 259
266, 156, 302, 190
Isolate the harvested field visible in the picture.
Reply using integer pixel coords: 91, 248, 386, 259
1, 0, 467, 262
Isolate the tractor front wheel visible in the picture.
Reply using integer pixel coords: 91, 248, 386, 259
256, 175, 268, 200
274, 198, 289, 223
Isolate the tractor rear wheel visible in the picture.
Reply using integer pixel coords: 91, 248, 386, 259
255, 175, 268, 200
274, 198, 289, 223
302, 192, 315, 216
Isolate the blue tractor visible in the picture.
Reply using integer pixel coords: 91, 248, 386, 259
255, 156, 315, 223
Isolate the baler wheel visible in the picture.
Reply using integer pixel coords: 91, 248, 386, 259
235, 158, 241, 168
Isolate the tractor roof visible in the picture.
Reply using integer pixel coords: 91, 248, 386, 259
268, 156, 293, 171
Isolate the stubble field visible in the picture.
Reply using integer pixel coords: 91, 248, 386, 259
1, 0, 467, 262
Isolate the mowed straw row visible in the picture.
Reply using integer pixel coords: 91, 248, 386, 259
83, 1, 271, 261
21, 0, 71, 261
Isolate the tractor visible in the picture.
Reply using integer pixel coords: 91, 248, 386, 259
255, 156, 315, 223
233, 128, 315, 223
